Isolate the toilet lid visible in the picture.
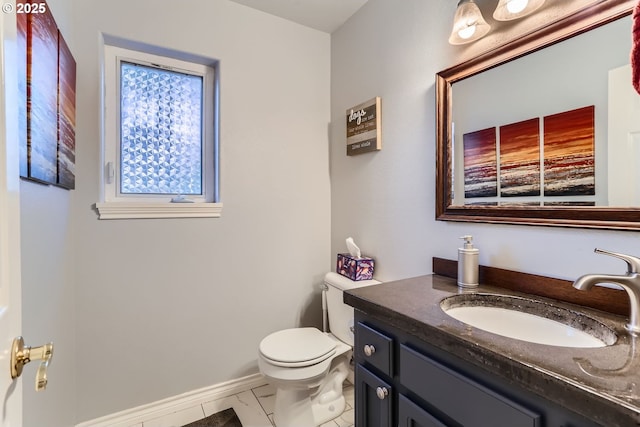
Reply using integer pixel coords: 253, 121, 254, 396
259, 328, 337, 367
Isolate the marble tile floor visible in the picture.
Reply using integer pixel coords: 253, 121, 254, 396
131, 382, 355, 427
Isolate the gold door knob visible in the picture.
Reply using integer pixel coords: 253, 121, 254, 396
10, 336, 54, 391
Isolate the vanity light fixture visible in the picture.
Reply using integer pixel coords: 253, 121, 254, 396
448, 0, 491, 45
493, 0, 546, 21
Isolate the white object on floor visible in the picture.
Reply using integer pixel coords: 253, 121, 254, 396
257, 272, 379, 427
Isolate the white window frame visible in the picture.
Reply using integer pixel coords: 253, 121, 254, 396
96, 41, 222, 219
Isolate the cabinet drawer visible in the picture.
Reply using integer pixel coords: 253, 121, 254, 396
354, 322, 393, 376
400, 345, 540, 427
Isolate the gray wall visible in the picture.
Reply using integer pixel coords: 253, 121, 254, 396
330, 0, 640, 285
70, 0, 331, 422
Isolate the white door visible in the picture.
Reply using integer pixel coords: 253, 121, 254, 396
0, 1, 24, 425
608, 64, 640, 205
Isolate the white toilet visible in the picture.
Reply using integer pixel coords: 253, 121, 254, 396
258, 272, 380, 427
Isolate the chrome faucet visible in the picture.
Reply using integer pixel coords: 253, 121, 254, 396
573, 248, 640, 335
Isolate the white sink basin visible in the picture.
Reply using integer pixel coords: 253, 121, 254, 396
440, 294, 617, 348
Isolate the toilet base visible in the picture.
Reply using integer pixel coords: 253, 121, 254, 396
312, 395, 346, 425
273, 388, 346, 427
271, 355, 350, 427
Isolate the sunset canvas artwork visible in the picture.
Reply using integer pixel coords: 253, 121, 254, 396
463, 127, 498, 198
499, 118, 541, 197
543, 106, 595, 196
18, 0, 76, 190
57, 31, 76, 189
28, 5, 59, 184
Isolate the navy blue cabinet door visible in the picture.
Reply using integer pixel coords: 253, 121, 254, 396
355, 364, 392, 427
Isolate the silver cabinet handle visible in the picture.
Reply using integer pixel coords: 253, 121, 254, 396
376, 386, 388, 400
364, 344, 376, 357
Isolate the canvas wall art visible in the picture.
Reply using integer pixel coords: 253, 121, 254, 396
543, 105, 595, 196
57, 31, 76, 189
463, 127, 497, 198
17, 8, 28, 177
499, 118, 541, 197
17, 0, 76, 189
28, 4, 59, 184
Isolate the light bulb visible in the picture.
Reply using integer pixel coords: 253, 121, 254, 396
458, 25, 477, 40
507, 0, 528, 14
449, 0, 491, 45
493, 0, 545, 21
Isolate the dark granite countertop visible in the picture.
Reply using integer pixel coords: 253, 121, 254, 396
344, 274, 640, 427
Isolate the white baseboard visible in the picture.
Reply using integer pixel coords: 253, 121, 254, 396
75, 373, 267, 427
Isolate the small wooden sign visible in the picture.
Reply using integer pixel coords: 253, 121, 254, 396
346, 97, 381, 156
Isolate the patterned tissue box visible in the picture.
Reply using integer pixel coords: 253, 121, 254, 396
337, 253, 375, 281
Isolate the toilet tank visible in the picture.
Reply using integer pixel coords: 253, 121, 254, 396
324, 272, 380, 346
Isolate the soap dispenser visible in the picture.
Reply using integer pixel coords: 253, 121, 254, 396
457, 235, 479, 288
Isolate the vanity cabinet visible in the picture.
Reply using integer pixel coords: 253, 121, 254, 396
353, 312, 603, 427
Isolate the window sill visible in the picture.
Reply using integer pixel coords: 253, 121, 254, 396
95, 202, 223, 219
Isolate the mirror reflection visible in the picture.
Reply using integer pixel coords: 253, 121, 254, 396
452, 15, 637, 207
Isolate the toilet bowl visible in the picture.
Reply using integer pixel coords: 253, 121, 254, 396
259, 328, 351, 427
258, 273, 380, 427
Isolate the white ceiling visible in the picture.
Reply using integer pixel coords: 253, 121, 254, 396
228, 0, 369, 33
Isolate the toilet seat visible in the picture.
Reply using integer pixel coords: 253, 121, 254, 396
259, 327, 337, 368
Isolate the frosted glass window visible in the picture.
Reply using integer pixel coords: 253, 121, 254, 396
120, 62, 203, 195
98, 43, 221, 219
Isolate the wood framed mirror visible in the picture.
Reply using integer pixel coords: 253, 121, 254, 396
436, 0, 639, 230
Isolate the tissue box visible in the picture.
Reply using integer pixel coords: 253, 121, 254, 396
337, 253, 374, 281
